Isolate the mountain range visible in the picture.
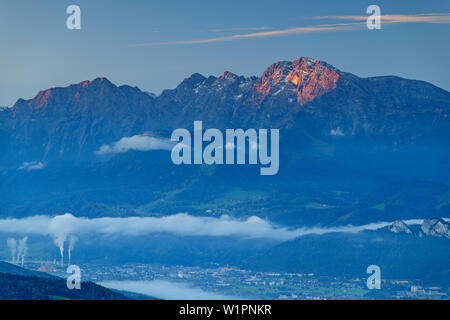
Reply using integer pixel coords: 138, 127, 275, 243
386, 218, 450, 239
1, 57, 449, 165
0, 56, 449, 294
0, 56, 449, 225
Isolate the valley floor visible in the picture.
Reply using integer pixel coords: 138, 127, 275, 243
19, 262, 450, 300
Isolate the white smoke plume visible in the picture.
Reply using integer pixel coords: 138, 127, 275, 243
17, 237, 28, 266
53, 236, 66, 267
68, 235, 77, 265
6, 238, 17, 264
6, 237, 27, 265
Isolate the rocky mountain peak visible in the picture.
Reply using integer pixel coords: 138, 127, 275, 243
220, 71, 238, 80
29, 89, 53, 109
388, 220, 412, 234
421, 219, 450, 239
255, 57, 340, 106
78, 77, 114, 89
179, 73, 207, 87
385, 219, 450, 239
18, 77, 117, 111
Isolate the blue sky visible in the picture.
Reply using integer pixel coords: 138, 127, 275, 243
0, 0, 449, 106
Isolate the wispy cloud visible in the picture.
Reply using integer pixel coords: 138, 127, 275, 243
96, 134, 174, 155
131, 12, 449, 47
18, 161, 45, 171
209, 26, 274, 33
130, 23, 364, 47
317, 13, 450, 24
330, 128, 345, 137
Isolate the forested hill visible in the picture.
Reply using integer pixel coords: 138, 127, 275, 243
0, 262, 127, 300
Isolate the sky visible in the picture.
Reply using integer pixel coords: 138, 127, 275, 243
0, 0, 449, 106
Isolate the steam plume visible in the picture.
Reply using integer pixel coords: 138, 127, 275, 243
53, 236, 66, 266
7, 238, 17, 264
17, 237, 28, 266
68, 236, 77, 265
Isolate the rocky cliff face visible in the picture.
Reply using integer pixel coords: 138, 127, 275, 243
388, 220, 413, 234
254, 57, 339, 106
0, 78, 158, 163
421, 219, 450, 239
385, 218, 450, 239
0, 56, 449, 165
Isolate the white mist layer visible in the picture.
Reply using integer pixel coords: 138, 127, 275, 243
0, 213, 437, 241
100, 280, 238, 300
96, 134, 174, 155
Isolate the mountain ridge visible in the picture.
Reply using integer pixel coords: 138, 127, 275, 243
0, 56, 449, 166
